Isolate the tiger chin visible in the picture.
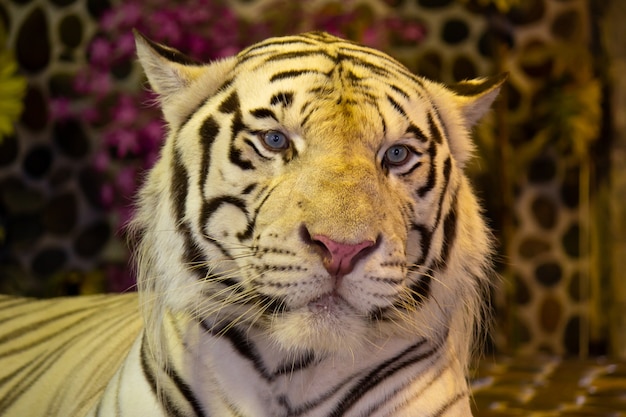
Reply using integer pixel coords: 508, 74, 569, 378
0, 32, 505, 417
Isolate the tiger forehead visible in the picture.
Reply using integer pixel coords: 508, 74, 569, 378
236, 34, 419, 88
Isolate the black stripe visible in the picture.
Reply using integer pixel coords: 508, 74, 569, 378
336, 52, 391, 77
218, 91, 240, 114
270, 70, 321, 82
399, 161, 422, 177
432, 158, 452, 227
199, 116, 220, 192
409, 272, 431, 305
411, 224, 433, 267
264, 50, 332, 63
140, 320, 206, 417
273, 351, 316, 377
250, 108, 277, 120
239, 38, 318, 57
433, 391, 467, 416
171, 149, 188, 224
433, 194, 458, 272
179, 222, 209, 279
140, 337, 188, 417
171, 149, 210, 279
387, 95, 407, 118
329, 340, 435, 417
242, 183, 258, 195
416, 142, 438, 197
428, 112, 443, 144
406, 123, 428, 143
229, 146, 254, 170
407, 158, 454, 304
270, 92, 294, 107
200, 195, 248, 248
390, 84, 409, 99
167, 364, 206, 417
202, 322, 273, 381
243, 139, 271, 160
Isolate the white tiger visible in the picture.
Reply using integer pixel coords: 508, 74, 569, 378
0, 31, 504, 416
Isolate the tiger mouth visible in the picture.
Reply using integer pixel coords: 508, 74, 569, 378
307, 293, 353, 315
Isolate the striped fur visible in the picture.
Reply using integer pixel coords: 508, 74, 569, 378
0, 32, 504, 416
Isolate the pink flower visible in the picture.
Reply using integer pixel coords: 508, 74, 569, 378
100, 10, 117, 32
119, 2, 142, 28
115, 32, 137, 59
105, 129, 139, 157
90, 38, 113, 68
111, 95, 139, 126
73, 70, 91, 94
402, 23, 426, 42
90, 71, 112, 97
93, 150, 110, 172
116, 166, 137, 196
50, 97, 73, 121
81, 106, 100, 124
139, 120, 165, 153
100, 183, 114, 207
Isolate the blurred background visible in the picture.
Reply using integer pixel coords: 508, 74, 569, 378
0, 0, 624, 360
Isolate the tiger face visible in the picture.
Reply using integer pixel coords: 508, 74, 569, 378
134, 32, 503, 356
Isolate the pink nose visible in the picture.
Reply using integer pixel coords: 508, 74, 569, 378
311, 235, 375, 277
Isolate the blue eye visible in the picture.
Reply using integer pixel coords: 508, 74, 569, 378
262, 130, 289, 151
384, 145, 411, 166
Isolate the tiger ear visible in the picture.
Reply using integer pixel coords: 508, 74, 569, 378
448, 73, 508, 127
134, 30, 236, 127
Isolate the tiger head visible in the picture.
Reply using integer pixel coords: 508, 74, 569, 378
133, 32, 504, 358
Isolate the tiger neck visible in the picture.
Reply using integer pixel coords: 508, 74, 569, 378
159, 312, 469, 416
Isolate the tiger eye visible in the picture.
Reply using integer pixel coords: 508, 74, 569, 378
262, 130, 289, 151
384, 145, 410, 166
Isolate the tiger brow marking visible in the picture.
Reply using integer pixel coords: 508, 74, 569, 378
337, 53, 390, 77
220, 91, 254, 171
337, 47, 416, 79
264, 50, 334, 63
250, 108, 278, 121
390, 84, 410, 99
406, 123, 428, 143
239, 37, 319, 56
218, 91, 240, 114
270, 69, 325, 82
270, 92, 294, 107
387, 95, 408, 118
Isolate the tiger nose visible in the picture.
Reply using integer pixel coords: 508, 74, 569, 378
311, 234, 375, 277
